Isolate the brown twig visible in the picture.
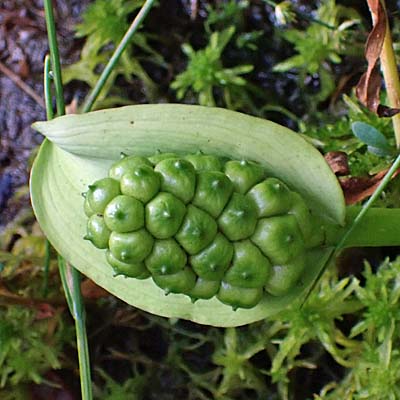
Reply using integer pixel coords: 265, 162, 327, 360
0, 60, 45, 108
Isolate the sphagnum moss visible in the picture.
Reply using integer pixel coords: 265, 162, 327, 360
84, 152, 322, 309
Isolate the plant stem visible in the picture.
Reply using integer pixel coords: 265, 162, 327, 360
377, 0, 400, 147
58, 257, 92, 400
43, 2, 92, 397
43, 0, 65, 116
42, 56, 53, 298
82, 0, 157, 113
44, 55, 54, 120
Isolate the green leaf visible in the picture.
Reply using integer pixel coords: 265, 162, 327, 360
272, 55, 305, 72
351, 122, 392, 153
31, 104, 345, 327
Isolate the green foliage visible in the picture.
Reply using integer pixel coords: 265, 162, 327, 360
171, 27, 253, 107
0, 306, 72, 388
304, 95, 397, 177
273, 0, 362, 103
0, 205, 73, 392
212, 326, 271, 398
317, 258, 400, 399
272, 1, 297, 26
75, 0, 144, 43
63, 0, 163, 107
205, 0, 249, 32
94, 369, 146, 400
268, 270, 362, 398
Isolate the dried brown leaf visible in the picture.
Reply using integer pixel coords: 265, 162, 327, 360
377, 104, 400, 117
324, 151, 350, 176
340, 167, 400, 204
355, 0, 386, 113
355, 0, 400, 117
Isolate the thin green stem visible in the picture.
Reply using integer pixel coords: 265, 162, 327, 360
44, 2, 91, 397
43, 0, 65, 116
58, 257, 93, 400
44, 55, 54, 120
58, 256, 74, 315
82, 0, 157, 113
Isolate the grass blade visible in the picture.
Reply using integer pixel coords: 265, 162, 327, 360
58, 257, 92, 400
43, 0, 65, 116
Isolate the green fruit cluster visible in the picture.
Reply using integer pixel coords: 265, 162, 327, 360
83, 152, 323, 309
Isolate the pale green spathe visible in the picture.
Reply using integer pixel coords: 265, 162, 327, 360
31, 104, 344, 326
